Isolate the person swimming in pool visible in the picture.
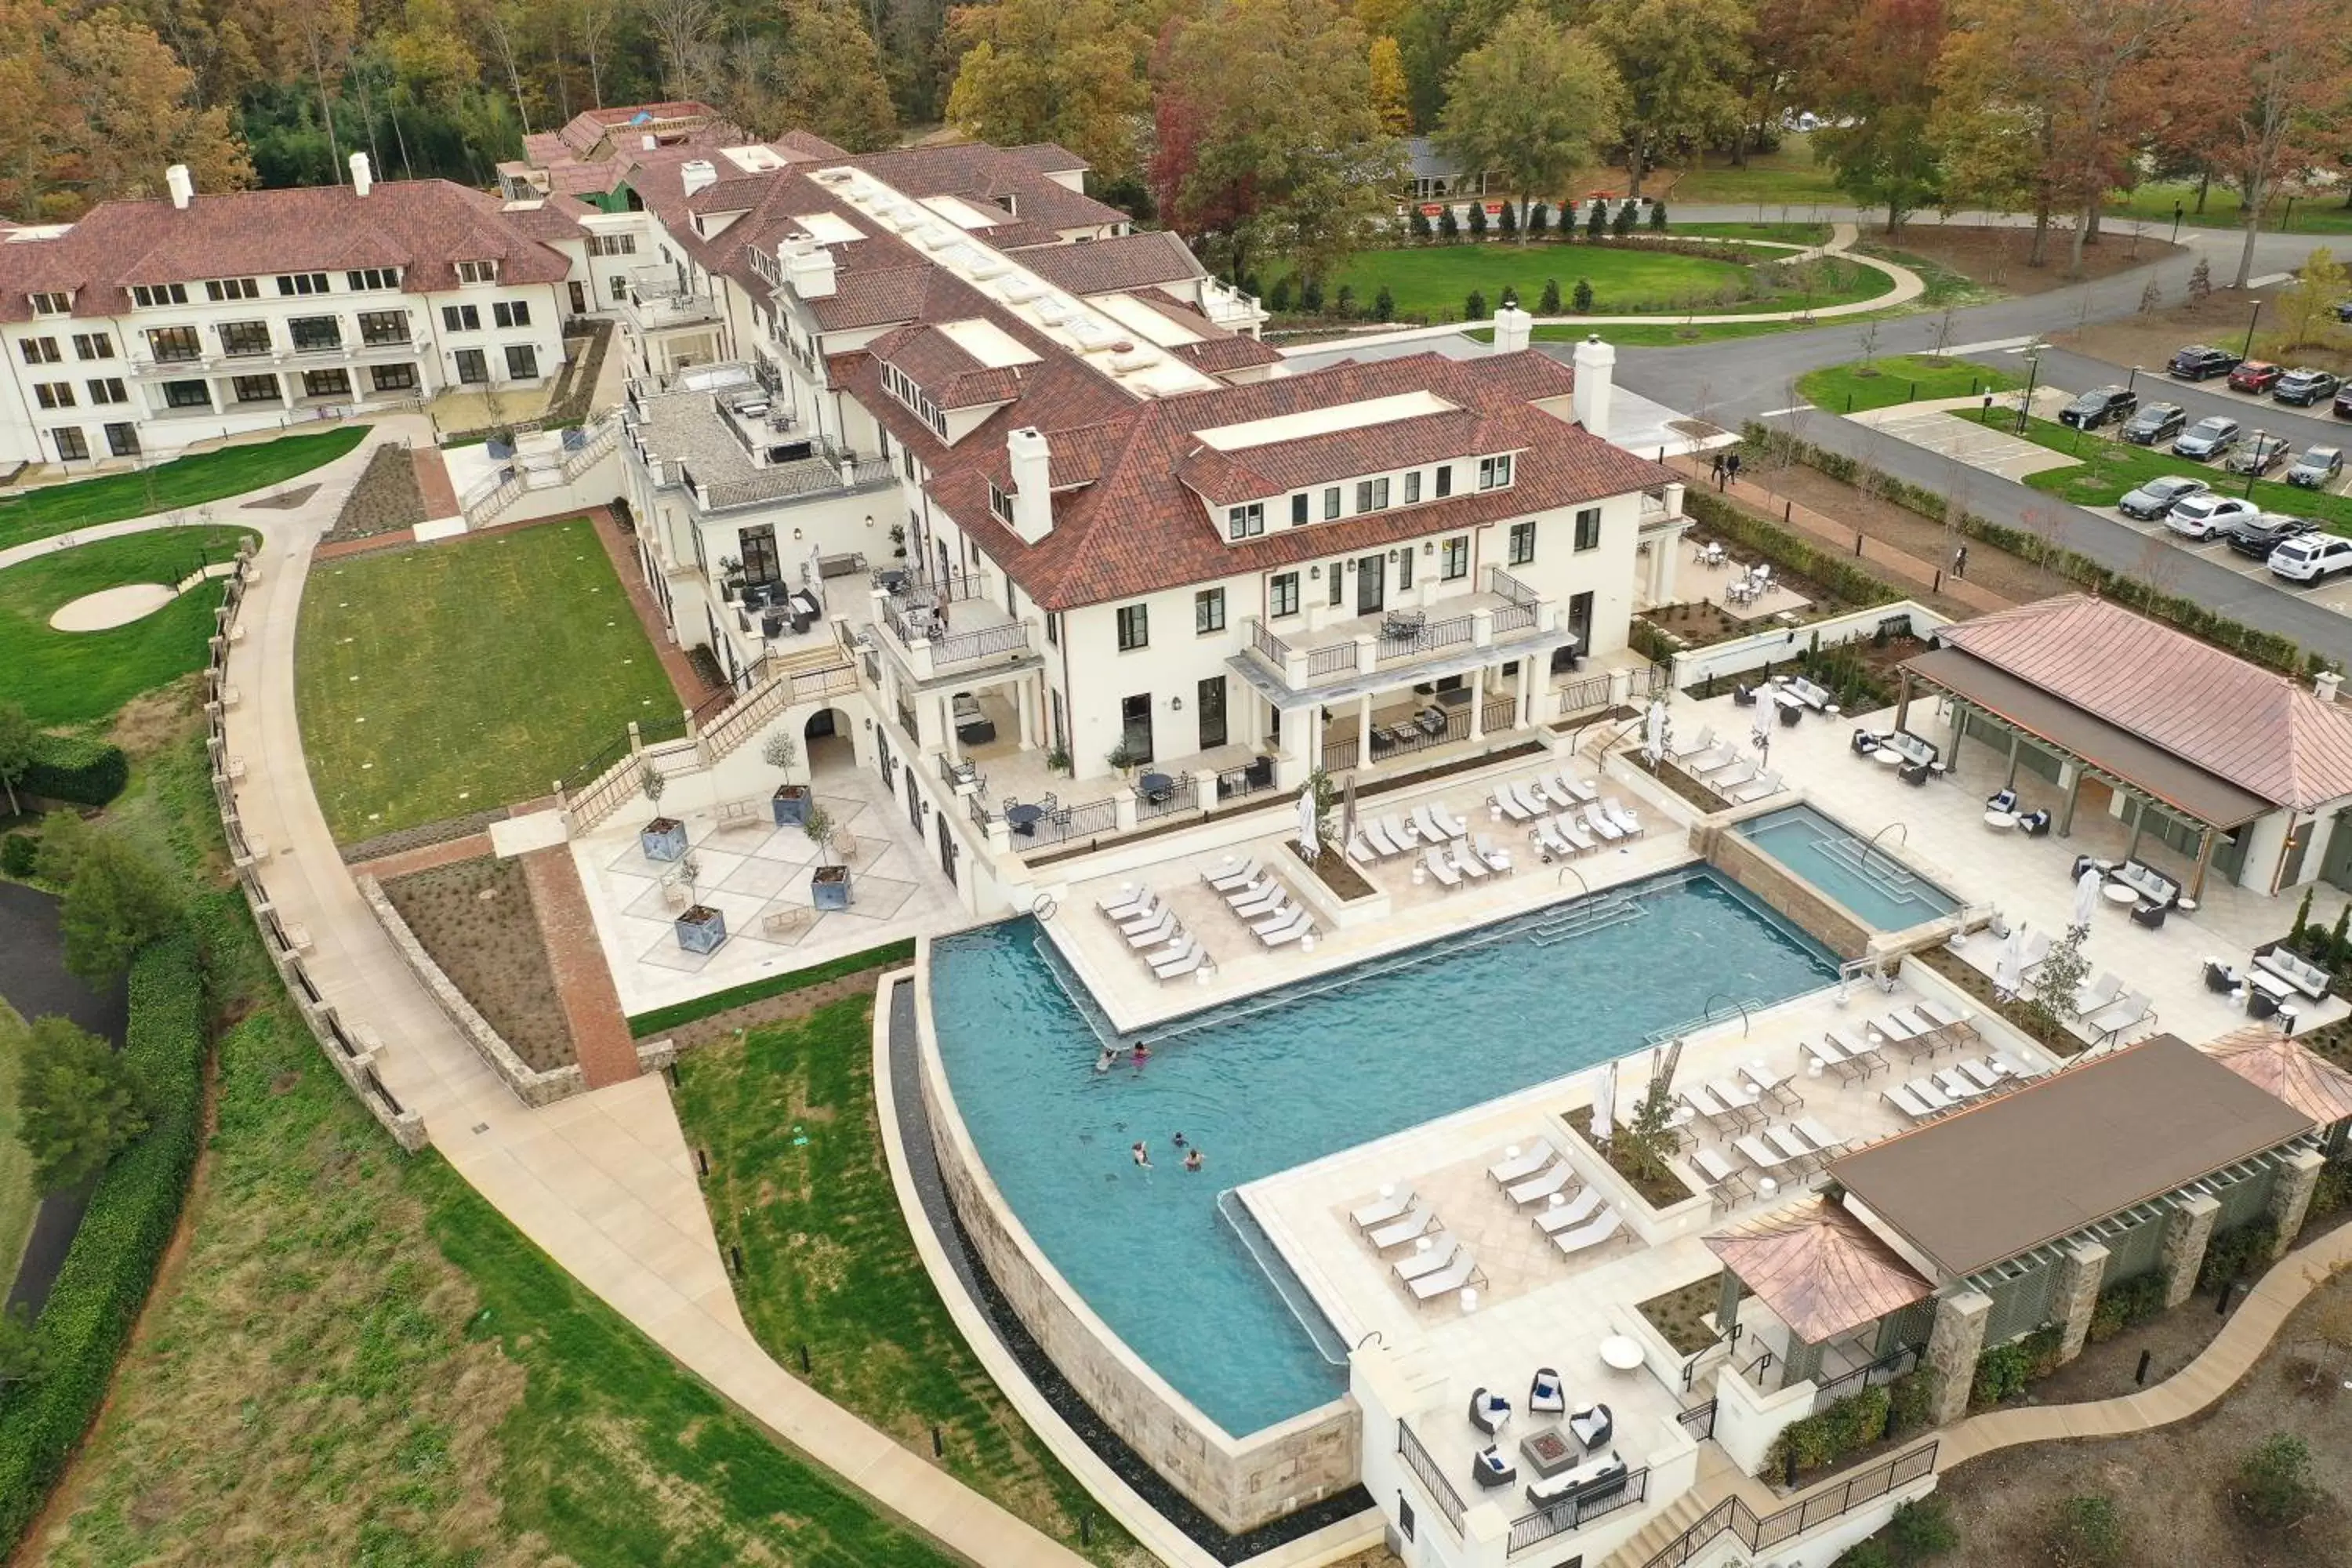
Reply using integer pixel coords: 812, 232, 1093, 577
1094, 1047, 1113, 1073
1132, 1042, 1151, 1063
1184, 1148, 1203, 1172
1131, 1141, 1151, 1167
1171, 1131, 1186, 1149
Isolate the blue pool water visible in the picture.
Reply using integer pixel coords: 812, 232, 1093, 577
927, 868, 1839, 1436
1736, 804, 1962, 931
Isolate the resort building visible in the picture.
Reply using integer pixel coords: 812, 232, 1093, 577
499, 100, 753, 205
1406, 138, 1500, 205
0, 157, 592, 466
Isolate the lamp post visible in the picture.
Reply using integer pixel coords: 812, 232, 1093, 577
2245, 430, 2265, 499
2125, 364, 2141, 398
2171, 202, 2184, 244
2283, 195, 2297, 233
2243, 300, 2263, 361
2015, 346, 2044, 434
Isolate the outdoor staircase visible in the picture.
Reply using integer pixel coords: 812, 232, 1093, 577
1599, 1486, 1719, 1568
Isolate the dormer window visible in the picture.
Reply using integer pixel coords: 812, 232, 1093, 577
29, 292, 69, 314
1355, 477, 1390, 512
1226, 502, 1265, 540
456, 260, 499, 284
989, 480, 1015, 524
129, 282, 189, 307
205, 278, 260, 301
1479, 454, 1514, 491
880, 361, 946, 438
276, 272, 330, 296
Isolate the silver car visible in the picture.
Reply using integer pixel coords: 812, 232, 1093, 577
2116, 474, 2210, 521
2172, 416, 2241, 461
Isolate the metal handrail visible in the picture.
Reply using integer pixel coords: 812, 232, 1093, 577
930, 619, 1033, 667
1396, 1421, 1467, 1534
1305, 641, 1361, 680
1506, 1465, 1649, 1556
1250, 619, 1290, 666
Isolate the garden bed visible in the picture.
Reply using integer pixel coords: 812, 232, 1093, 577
325, 445, 427, 543
1915, 945, 2085, 1058
1287, 839, 1377, 901
1563, 1104, 1699, 1210
1639, 1275, 1723, 1356
382, 855, 576, 1072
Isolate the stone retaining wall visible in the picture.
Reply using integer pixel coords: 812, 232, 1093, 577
1695, 818, 1875, 961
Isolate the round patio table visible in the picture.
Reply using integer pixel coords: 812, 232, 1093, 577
2101, 882, 2140, 906
1982, 810, 2018, 830
1005, 804, 1045, 835
1873, 748, 1905, 766
1599, 1335, 1644, 1372
1138, 771, 1173, 801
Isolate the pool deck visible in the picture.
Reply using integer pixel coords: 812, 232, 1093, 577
1044, 744, 1706, 1036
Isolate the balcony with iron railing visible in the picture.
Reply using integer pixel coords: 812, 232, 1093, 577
620, 267, 724, 332
869, 568, 1036, 683
625, 366, 897, 515
1235, 566, 1559, 698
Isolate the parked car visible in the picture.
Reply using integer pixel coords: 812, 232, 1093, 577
2286, 445, 2345, 488
2228, 360, 2284, 394
2120, 402, 2187, 445
2275, 368, 2342, 406
2227, 514, 2317, 559
2223, 434, 2292, 475
2337, 299, 2352, 324
2170, 344, 2242, 380
2058, 386, 2139, 429
2336, 383, 2352, 419
2165, 494, 2260, 539
2172, 416, 2242, 460
2270, 533, 2352, 583
2117, 474, 2211, 520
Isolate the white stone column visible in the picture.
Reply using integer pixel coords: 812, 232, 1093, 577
1468, 666, 1487, 740
1014, 677, 1036, 750
1357, 690, 1374, 771
1515, 658, 1532, 727
941, 693, 961, 763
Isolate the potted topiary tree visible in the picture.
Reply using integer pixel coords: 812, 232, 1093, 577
806, 803, 852, 909
672, 852, 728, 953
638, 764, 687, 862
766, 731, 811, 826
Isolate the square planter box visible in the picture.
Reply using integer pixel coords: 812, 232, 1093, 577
772, 785, 813, 827
641, 817, 688, 862
811, 866, 853, 910
675, 905, 728, 954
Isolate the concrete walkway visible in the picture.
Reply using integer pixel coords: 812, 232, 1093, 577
186, 430, 1091, 1567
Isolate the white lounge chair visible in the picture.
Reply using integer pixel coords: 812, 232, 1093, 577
1113, 893, 1163, 931
1507, 1160, 1573, 1207
1730, 771, 1782, 804
1689, 743, 1743, 775
1902, 1076, 1955, 1111
1532, 817, 1583, 859
1220, 873, 1273, 908
1231, 881, 1287, 918
1690, 1146, 1753, 1204
1803, 1035, 1847, 1076
1410, 804, 1448, 841
1534, 1185, 1604, 1234
1828, 1026, 1882, 1071
1668, 726, 1715, 762
1364, 818, 1401, 858
1955, 1057, 2009, 1091
1602, 798, 1641, 837
1259, 909, 1316, 947
1410, 1250, 1478, 1302
2085, 990, 2151, 1040
1918, 999, 1979, 1041
1423, 847, 1462, 889
1933, 1068, 1987, 1101
1452, 840, 1490, 880
1552, 1208, 1623, 1257
2074, 971, 2123, 1015
1125, 911, 1178, 949
1347, 829, 1379, 866
1709, 760, 1759, 792
1583, 803, 1624, 843
1793, 1118, 1848, 1159
1488, 1145, 1552, 1185
1491, 785, 1539, 822
1551, 768, 1599, 804
1473, 833, 1512, 872
1883, 1083, 1940, 1120
1205, 858, 1259, 893
1381, 813, 1420, 847
1249, 898, 1300, 936
1369, 1204, 1436, 1250
1765, 1125, 1814, 1167
1351, 1187, 1415, 1228
1152, 939, 1208, 982
1393, 1236, 1460, 1283
1734, 1133, 1793, 1173
1098, 884, 1151, 919
1429, 803, 1468, 837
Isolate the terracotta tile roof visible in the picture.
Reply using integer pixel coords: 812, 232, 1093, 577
499, 194, 593, 242
1175, 406, 1508, 505
2200, 1025, 2352, 1125
1022, 231, 1203, 295
866, 321, 1029, 408
1704, 1196, 1933, 1345
1936, 595, 2352, 809
0, 180, 577, 322
1005, 143, 1091, 174
775, 129, 851, 160
848, 144, 1129, 234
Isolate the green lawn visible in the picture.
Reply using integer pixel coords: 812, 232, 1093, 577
0, 1004, 32, 1299
31, 734, 967, 1568
296, 517, 678, 840
1660, 134, 1843, 208
1800, 354, 2022, 414
1953, 408, 2352, 532
0, 527, 256, 728
0, 428, 365, 552
1327, 241, 1893, 324
2104, 182, 2352, 238
671, 1000, 1129, 1564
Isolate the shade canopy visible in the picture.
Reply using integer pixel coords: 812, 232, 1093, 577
1705, 1196, 1933, 1346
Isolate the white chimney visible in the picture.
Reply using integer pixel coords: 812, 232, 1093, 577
165, 164, 193, 210
681, 158, 717, 198
349, 151, 372, 197
1007, 427, 1053, 543
2318, 670, 2343, 704
642, 132, 658, 151
782, 239, 837, 300
1571, 333, 1616, 442
1492, 305, 1533, 356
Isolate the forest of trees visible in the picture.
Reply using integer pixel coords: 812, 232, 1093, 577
5, 1, 2348, 293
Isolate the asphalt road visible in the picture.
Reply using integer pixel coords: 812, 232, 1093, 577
1603, 212, 2352, 665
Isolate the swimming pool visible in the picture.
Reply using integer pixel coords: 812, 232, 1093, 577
926, 868, 1840, 1436
1736, 804, 1962, 931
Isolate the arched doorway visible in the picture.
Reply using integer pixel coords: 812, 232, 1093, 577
804, 706, 856, 778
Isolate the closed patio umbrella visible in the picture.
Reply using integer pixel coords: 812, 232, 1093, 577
2073, 868, 2102, 931
1994, 922, 2027, 997
1592, 1056, 1620, 1142
1642, 701, 1667, 767
1751, 705, 1772, 751
1297, 783, 1320, 862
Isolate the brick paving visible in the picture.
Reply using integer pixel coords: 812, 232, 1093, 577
348, 832, 496, 882
519, 843, 643, 1089
412, 443, 460, 517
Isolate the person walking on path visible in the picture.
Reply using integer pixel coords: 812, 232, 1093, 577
1710, 452, 1727, 489
1724, 451, 1741, 488
1953, 544, 1968, 579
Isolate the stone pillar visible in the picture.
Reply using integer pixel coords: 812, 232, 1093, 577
1358, 690, 1374, 771
1468, 666, 1487, 740
1717, 1269, 1742, 1343
2160, 1192, 2223, 1308
2052, 1241, 2111, 1366
2266, 1149, 2328, 1260
941, 694, 962, 763
1014, 677, 1035, 749
1922, 1289, 1993, 1427
1515, 657, 1532, 726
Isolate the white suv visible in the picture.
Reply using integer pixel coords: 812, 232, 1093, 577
2269, 534, 2352, 583
2164, 494, 2259, 539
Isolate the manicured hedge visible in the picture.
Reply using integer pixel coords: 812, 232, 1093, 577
628, 938, 916, 1038
0, 928, 207, 1553
20, 732, 129, 807
1740, 423, 2314, 676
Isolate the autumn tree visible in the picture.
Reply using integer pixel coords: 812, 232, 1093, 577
1369, 34, 1411, 135
723, 0, 898, 151
946, 0, 1153, 178
645, 0, 720, 97
1810, 0, 1947, 231
1436, 8, 1624, 238
1395, 0, 1522, 133
1585, 0, 1754, 198
1153, 0, 1406, 288
251, 0, 359, 181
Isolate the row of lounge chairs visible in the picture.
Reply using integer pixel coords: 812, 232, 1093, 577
1096, 884, 1213, 982
1200, 859, 1317, 948
1488, 769, 1599, 822
1486, 1145, 1624, 1257
1349, 1186, 1484, 1303
1690, 1117, 1850, 1205
1866, 999, 1978, 1060
2071, 971, 2155, 1043
1883, 1054, 2026, 1120
1668, 727, 1784, 803
1533, 798, 1645, 859
1679, 1061, 1802, 1133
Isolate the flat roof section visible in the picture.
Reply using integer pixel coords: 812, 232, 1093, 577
1828, 1033, 2314, 1279
1191, 390, 1459, 452
1906, 645, 2272, 829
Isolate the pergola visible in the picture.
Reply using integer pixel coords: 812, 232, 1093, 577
1896, 645, 2270, 900
2202, 1025, 2352, 1155
1704, 1195, 1934, 1388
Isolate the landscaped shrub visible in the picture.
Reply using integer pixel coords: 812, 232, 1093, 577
1612, 201, 1638, 236
1267, 275, 1292, 314
1573, 278, 1594, 311
1833, 1541, 1896, 1568
1540, 278, 1562, 312
1465, 289, 1489, 321
1374, 285, 1395, 321
1767, 1382, 1890, 1479
1650, 201, 1668, 230
2045, 1494, 2125, 1566
1410, 208, 1432, 241
1585, 201, 1607, 238
0, 927, 206, 1553
1439, 205, 1461, 241
2306, 1162, 2352, 1230
1886, 1365, 1935, 1432
19, 733, 128, 808
1887, 1495, 1958, 1560
2233, 1432, 2319, 1528
1969, 1332, 2058, 1408
0, 833, 33, 877
1300, 277, 1325, 314
1527, 201, 1548, 237
2199, 1219, 2278, 1290
2088, 1273, 2166, 1343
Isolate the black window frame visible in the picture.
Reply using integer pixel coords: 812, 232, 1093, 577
442, 304, 481, 332
50, 426, 87, 461
146, 325, 201, 364
230, 373, 281, 405
1435, 465, 1454, 498
357, 310, 409, 347
505, 344, 539, 379
454, 348, 488, 385
1195, 587, 1226, 634
1440, 535, 1468, 580
287, 315, 342, 352
1116, 603, 1149, 651
1573, 506, 1602, 552
1226, 502, 1265, 539
1508, 520, 1537, 565
1270, 571, 1300, 618
161, 379, 211, 408
303, 368, 353, 398
370, 363, 417, 392
217, 319, 273, 357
